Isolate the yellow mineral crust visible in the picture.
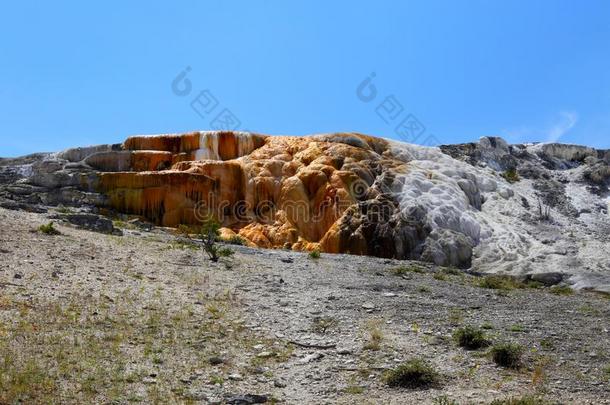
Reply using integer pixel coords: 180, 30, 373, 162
94, 131, 402, 252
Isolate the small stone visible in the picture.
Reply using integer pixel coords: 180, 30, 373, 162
209, 356, 224, 365
226, 394, 268, 404
14, 273, 22, 279
361, 302, 375, 310
142, 376, 157, 384
228, 373, 243, 381
298, 352, 323, 364
382, 292, 397, 297
256, 351, 274, 358
336, 348, 352, 355
274, 379, 287, 388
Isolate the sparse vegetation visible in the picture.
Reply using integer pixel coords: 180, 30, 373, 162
199, 218, 234, 262
418, 285, 431, 293
509, 324, 525, 332
308, 249, 321, 259
489, 395, 548, 405
392, 265, 424, 275
176, 223, 196, 237
0, 289, 254, 404
383, 358, 439, 389
453, 326, 490, 350
433, 395, 459, 405
539, 338, 554, 350
441, 267, 462, 275
433, 272, 448, 281
38, 222, 60, 235
603, 364, 610, 380
490, 343, 524, 369
549, 285, 573, 296
448, 308, 465, 326
478, 275, 525, 290
344, 385, 365, 394
311, 316, 338, 334
537, 199, 552, 222
363, 320, 383, 351
225, 235, 246, 245
501, 168, 520, 183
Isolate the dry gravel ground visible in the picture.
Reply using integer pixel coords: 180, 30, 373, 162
0, 206, 609, 404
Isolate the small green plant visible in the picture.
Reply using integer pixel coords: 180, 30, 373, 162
208, 374, 224, 385
363, 320, 383, 351
433, 273, 448, 281
441, 267, 461, 275
478, 275, 524, 290
481, 322, 494, 330
39, 222, 60, 235
509, 324, 525, 332
501, 168, 520, 183
225, 235, 246, 245
199, 218, 233, 262
539, 338, 554, 350
308, 249, 321, 259
393, 265, 424, 275
489, 395, 548, 405
448, 308, 464, 326
453, 326, 490, 350
311, 316, 338, 334
490, 343, 523, 369
433, 395, 459, 405
549, 285, 573, 296
418, 285, 431, 293
537, 199, 552, 222
603, 364, 610, 380
383, 358, 439, 389
344, 385, 365, 394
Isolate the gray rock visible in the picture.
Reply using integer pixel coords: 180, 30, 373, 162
527, 272, 566, 286
51, 213, 120, 235
226, 394, 268, 404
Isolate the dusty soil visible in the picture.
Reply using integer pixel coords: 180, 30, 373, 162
1, 206, 609, 404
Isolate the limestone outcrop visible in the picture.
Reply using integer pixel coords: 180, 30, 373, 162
1, 131, 610, 290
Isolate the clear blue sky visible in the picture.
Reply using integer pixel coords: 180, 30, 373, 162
1, 0, 609, 156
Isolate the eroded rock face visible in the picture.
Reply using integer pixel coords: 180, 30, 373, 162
2, 131, 610, 283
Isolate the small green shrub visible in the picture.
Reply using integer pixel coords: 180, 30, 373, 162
603, 364, 610, 379
198, 218, 233, 261
549, 285, 573, 296
344, 385, 365, 394
441, 267, 462, 275
363, 322, 383, 351
225, 235, 246, 246
478, 275, 524, 290
308, 249, 321, 259
453, 326, 490, 350
39, 222, 60, 235
447, 308, 464, 326
539, 338, 554, 350
383, 358, 439, 389
490, 343, 523, 369
433, 396, 459, 405
501, 168, 520, 183
489, 395, 548, 405
433, 273, 448, 281
509, 324, 525, 332
393, 265, 424, 275
311, 316, 338, 334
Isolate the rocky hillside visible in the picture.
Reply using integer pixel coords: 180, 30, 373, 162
1, 206, 609, 404
1, 131, 609, 291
